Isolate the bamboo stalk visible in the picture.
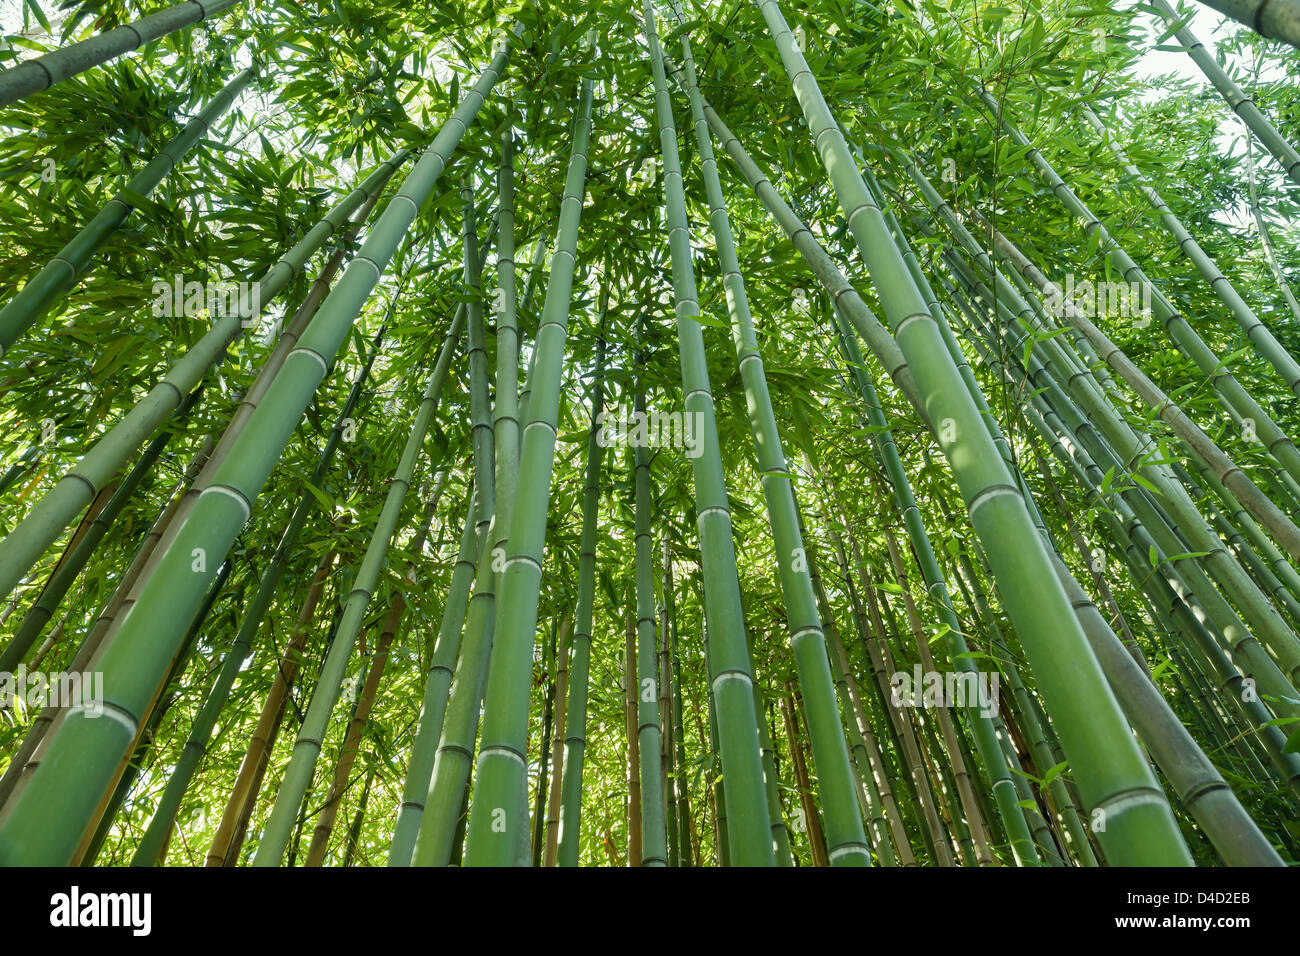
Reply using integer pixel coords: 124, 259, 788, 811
0, 0, 242, 106
0, 64, 256, 353
461, 70, 595, 867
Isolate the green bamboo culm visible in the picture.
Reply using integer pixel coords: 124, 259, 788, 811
942, 261, 1292, 863
0, 149, 410, 605
660, 65, 923, 422
0, 0, 243, 107
495, 119, 527, 854
0, 34, 513, 866
830, 291, 1041, 866
250, 289, 465, 866
388, 196, 498, 865
386, 188, 508, 864
1194, 0, 1300, 48
387, 471, 477, 865
974, 89, 1300, 491
409, 191, 501, 868
632, 319, 669, 866
0, 386, 200, 674
1081, 105, 1300, 399
460, 71, 595, 867
0, 63, 256, 354
670, 5, 869, 866
128, 326, 388, 867
917, 142, 1300, 688
643, 1, 776, 866
554, 334, 607, 867
1148, 0, 1300, 185
493, 124, 523, 596
753, 0, 1193, 865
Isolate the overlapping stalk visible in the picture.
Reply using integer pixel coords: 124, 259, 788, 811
304, 482, 444, 866
977, 90, 1300, 491
1149, 0, 1300, 184
957, 188, 1300, 564
671, 8, 868, 866
1081, 106, 1300, 399
388, 155, 512, 868
0, 387, 199, 672
661, 62, 921, 421
0, 36, 513, 865
128, 327, 388, 866
0, 437, 212, 814
753, 0, 1191, 865
926, 196, 1300, 692
641, 2, 775, 865
0, 150, 410, 602
250, 290, 465, 865
387, 478, 478, 865
941, 267, 1296, 860
204, 547, 339, 866
828, 302, 1039, 864
555, 336, 607, 867
460, 72, 594, 866
410, 189, 501, 867
632, 330, 668, 866
940, 257, 1300, 724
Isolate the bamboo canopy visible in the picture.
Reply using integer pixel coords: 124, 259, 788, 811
0, 0, 1298, 869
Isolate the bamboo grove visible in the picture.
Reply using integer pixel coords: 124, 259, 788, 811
0, 0, 1299, 867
